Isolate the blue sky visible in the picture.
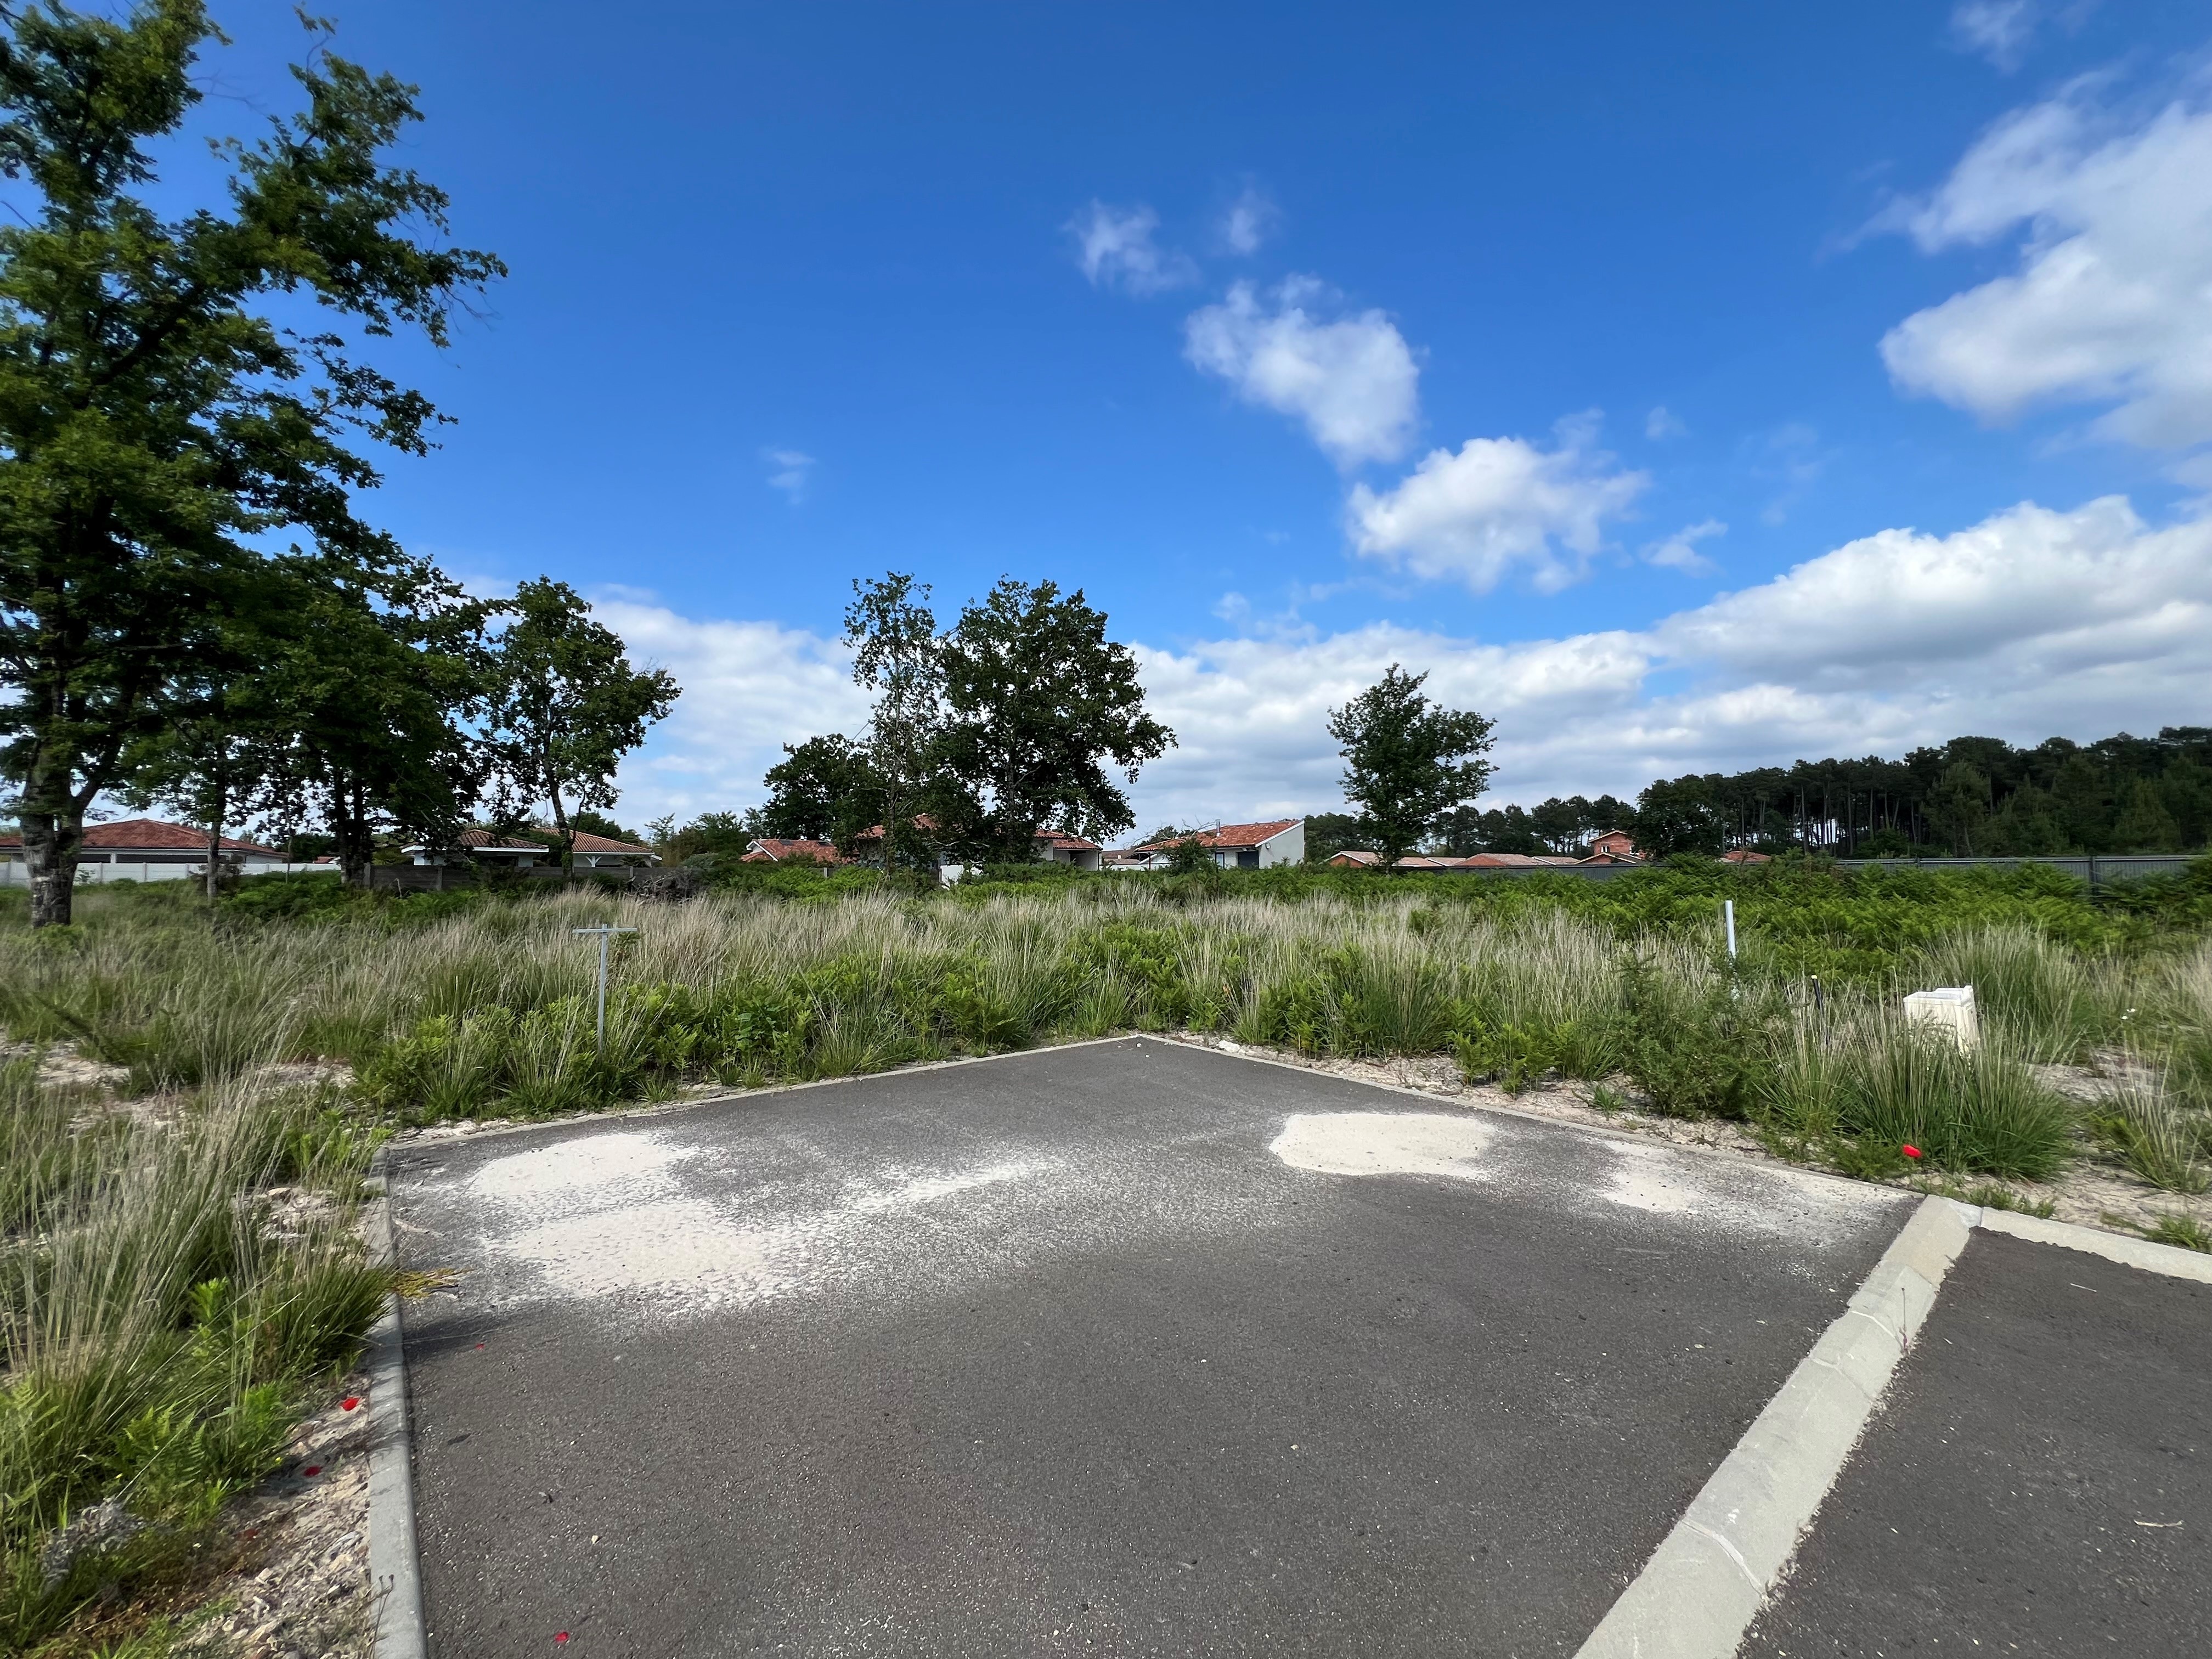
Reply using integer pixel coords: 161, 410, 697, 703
193, 2, 2212, 834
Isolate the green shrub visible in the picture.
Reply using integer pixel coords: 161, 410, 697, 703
1842, 1029, 2074, 1180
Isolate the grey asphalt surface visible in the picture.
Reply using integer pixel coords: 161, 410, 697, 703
1740, 1228, 2212, 1658
387, 1037, 1911, 1657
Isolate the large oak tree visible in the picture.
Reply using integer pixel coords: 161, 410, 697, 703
0, 2, 500, 923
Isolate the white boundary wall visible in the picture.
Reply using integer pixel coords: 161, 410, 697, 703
0, 859, 338, 887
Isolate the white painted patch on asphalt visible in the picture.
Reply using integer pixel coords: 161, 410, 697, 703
1269, 1112, 1495, 1181
452, 1127, 1048, 1314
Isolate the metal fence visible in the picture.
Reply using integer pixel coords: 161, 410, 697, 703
1443, 853, 2201, 885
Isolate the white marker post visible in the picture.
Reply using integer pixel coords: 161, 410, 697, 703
572, 925, 638, 1048
1723, 899, 1737, 963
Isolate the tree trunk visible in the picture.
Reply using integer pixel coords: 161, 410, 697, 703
203, 781, 228, 902
335, 778, 376, 887
548, 768, 573, 881
21, 805, 84, 928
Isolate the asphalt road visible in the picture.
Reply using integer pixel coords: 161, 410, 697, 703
389, 1037, 1909, 1657
1740, 1227, 2212, 1658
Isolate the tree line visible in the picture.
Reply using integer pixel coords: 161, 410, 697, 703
0, 4, 673, 925
1621, 728, 2212, 858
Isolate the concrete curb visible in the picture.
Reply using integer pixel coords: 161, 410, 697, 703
365, 1154, 428, 1659
1974, 1206, 2212, 1283
1573, 1195, 1977, 1659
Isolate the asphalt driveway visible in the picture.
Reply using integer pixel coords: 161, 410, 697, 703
387, 1037, 1911, 1657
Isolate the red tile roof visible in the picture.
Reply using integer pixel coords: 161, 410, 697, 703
741, 838, 845, 865
1135, 819, 1300, 853
0, 817, 281, 856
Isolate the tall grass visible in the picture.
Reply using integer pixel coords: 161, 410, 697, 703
0, 1064, 386, 1649
1, 872, 2206, 1645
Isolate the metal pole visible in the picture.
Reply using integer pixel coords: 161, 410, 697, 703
597, 929, 610, 1047
573, 925, 637, 1049
1723, 899, 1737, 962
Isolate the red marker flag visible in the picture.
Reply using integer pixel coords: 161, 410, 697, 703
1901, 1144, 1923, 1160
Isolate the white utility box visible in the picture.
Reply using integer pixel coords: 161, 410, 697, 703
1903, 985, 1980, 1053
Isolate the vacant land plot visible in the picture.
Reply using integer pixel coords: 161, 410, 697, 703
4, 861, 2210, 1652
390, 1040, 1913, 1656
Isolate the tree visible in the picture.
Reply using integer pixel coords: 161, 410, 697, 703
484, 578, 678, 878
1324, 664, 1495, 870
0, 3, 503, 923
759, 733, 878, 842
934, 578, 1172, 859
1925, 762, 1991, 855
254, 564, 492, 886
1632, 776, 1724, 857
843, 573, 945, 875
1301, 811, 1366, 865
2112, 776, 2182, 853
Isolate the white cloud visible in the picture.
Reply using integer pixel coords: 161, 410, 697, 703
1949, 1, 2044, 72
606, 497, 2212, 834
1183, 277, 1421, 467
1220, 185, 1280, 256
1643, 519, 1726, 576
1878, 74, 2212, 449
1123, 494, 2212, 825
590, 597, 868, 826
762, 448, 815, 504
1344, 415, 1649, 592
1645, 405, 1688, 441
1066, 201, 1198, 296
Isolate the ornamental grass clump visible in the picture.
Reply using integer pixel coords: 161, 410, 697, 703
0, 1069, 389, 1649
1839, 1023, 2074, 1181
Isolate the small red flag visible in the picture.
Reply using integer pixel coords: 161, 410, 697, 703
1901, 1144, 1922, 1159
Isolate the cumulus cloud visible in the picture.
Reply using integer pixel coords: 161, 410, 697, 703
1878, 75, 2212, 449
1344, 415, 1649, 592
1125, 494, 2212, 825
762, 448, 815, 504
605, 497, 2212, 834
1643, 519, 1726, 576
1219, 185, 1280, 256
589, 597, 868, 825
1184, 277, 1422, 467
1066, 201, 1198, 296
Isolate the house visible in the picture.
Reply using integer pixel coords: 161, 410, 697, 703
1035, 831, 1104, 871
1327, 849, 1381, 868
1587, 828, 1640, 860
848, 819, 1104, 871
0, 817, 301, 885
1720, 848, 1773, 865
404, 826, 659, 870
1103, 848, 1169, 871
740, 838, 845, 866
1127, 819, 1306, 871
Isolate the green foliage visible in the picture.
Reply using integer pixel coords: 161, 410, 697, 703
1325, 664, 1495, 868
1835, 1030, 2075, 1180
484, 578, 679, 874
0, 1, 503, 926
1621, 961, 1783, 1119
934, 578, 1175, 857
2138, 1211, 2212, 1252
